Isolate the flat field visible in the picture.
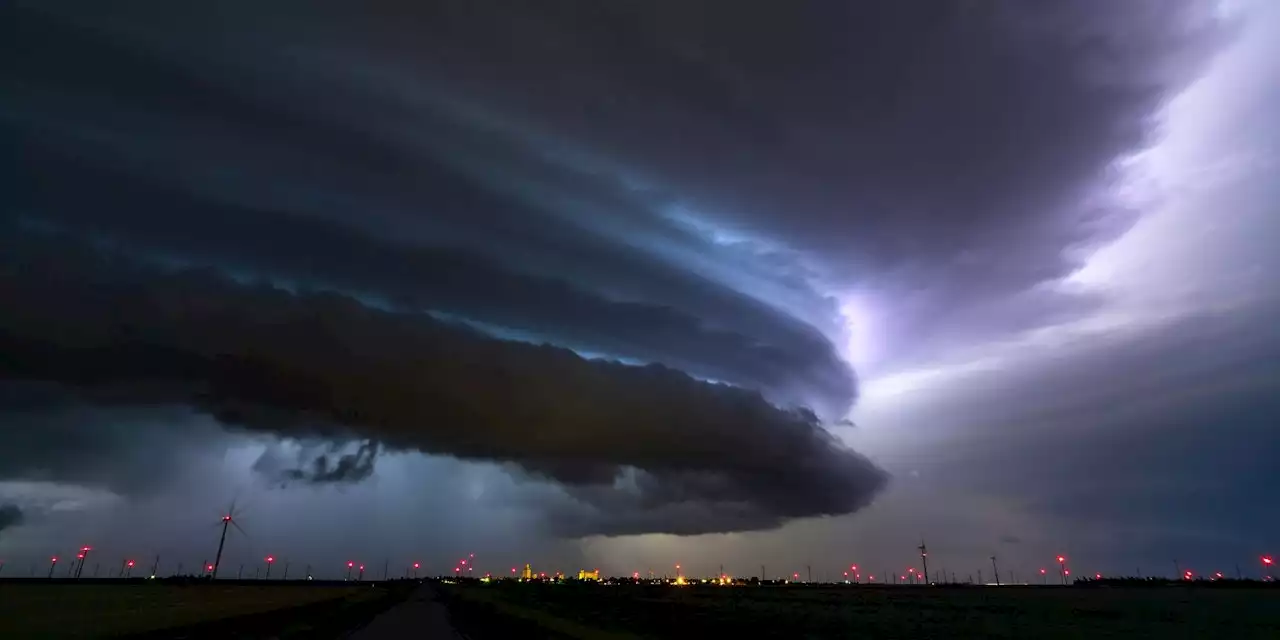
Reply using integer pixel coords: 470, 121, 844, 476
443, 583, 1280, 639
0, 580, 396, 638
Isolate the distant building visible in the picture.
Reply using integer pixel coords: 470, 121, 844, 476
578, 568, 600, 581
521, 564, 533, 580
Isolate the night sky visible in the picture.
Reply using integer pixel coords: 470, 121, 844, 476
3, 1, 1278, 581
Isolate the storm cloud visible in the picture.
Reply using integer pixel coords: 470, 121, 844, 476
1, 0, 1223, 381
0, 229, 886, 535
0, 504, 23, 535
0, 0, 1268, 574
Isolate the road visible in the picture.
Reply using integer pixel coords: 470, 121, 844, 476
347, 584, 464, 639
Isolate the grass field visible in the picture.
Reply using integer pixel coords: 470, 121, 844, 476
443, 582, 1280, 639
0, 580, 398, 638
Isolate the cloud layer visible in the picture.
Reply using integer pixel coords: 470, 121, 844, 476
0, 504, 23, 535
0, 228, 886, 535
0, 0, 1260, 561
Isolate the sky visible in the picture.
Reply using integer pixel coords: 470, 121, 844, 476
2, 0, 1278, 582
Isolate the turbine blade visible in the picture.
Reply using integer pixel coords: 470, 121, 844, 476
230, 519, 249, 538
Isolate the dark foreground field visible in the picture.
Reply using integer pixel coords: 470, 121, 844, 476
0, 580, 412, 638
440, 582, 1280, 639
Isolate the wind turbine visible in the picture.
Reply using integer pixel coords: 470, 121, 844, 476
211, 498, 249, 579
917, 540, 929, 585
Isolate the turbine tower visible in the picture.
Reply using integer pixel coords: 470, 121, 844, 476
918, 539, 929, 585
211, 499, 247, 579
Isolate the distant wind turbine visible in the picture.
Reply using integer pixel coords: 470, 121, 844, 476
211, 498, 249, 579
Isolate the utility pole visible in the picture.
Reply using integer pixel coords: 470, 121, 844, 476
991, 556, 1000, 586
918, 540, 930, 585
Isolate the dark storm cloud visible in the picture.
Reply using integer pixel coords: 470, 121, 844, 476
294, 0, 1221, 358
0, 504, 24, 534
258, 441, 381, 486
7, 152, 854, 416
0, 0, 1242, 559
0, 230, 886, 535
2, 4, 856, 415
0, 384, 229, 494
2, 0, 1224, 387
